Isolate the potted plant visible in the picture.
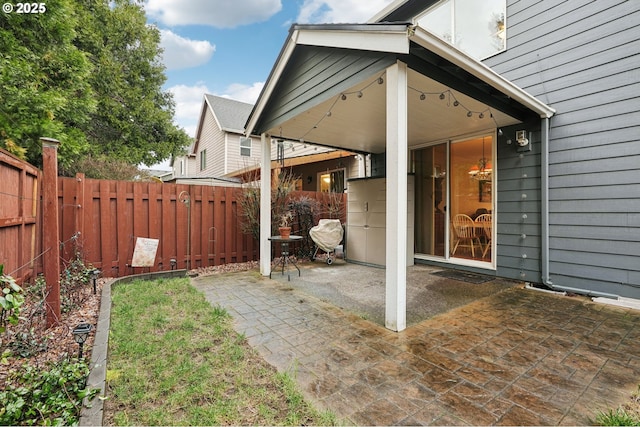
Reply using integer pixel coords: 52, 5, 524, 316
278, 211, 293, 239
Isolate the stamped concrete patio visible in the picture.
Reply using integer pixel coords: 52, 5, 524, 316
193, 261, 640, 425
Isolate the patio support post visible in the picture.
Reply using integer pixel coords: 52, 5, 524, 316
260, 132, 272, 276
385, 61, 408, 332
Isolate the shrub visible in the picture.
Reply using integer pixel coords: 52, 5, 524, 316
0, 358, 99, 425
0, 265, 24, 334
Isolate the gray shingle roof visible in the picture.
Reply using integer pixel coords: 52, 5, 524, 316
204, 94, 254, 134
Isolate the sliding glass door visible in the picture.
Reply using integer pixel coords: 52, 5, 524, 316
413, 134, 494, 264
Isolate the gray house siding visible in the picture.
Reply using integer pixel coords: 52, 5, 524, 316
495, 122, 542, 283
485, 0, 640, 297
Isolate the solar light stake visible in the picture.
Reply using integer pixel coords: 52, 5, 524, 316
91, 269, 100, 294
72, 323, 93, 359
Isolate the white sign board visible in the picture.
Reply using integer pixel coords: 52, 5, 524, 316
131, 237, 159, 267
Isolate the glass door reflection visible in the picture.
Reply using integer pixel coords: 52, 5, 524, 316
413, 143, 447, 257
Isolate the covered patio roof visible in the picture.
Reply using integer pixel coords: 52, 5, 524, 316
246, 23, 554, 154
247, 22, 554, 332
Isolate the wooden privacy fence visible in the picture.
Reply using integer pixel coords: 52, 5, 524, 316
58, 175, 347, 278
0, 148, 348, 282
58, 174, 258, 277
0, 149, 40, 284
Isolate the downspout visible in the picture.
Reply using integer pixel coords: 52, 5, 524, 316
540, 117, 552, 287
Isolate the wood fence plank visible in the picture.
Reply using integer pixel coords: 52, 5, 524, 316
224, 187, 235, 263
175, 185, 188, 269
161, 184, 175, 270
148, 183, 161, 270
212, 186, 223, 265
115, 180, 129, 276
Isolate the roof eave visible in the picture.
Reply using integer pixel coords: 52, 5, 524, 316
410, 26, 555, 119
245, 24, 411, 137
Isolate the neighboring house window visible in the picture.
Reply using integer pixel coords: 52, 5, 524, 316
319, 169, 345, 193
200, 149, 207, 171
240, 137, 252, 157
416, 0, 505, 60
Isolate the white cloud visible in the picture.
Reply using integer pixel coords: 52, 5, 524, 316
222, 82, 264, 104
297, 0, 395, 24
168, 84, 209, 136
160, 30, 215, 70
146, 0, 282, 28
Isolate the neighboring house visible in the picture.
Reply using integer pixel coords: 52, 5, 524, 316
171, 94, 359, 191
171, 95, 257, 181
246, 0, 639, 331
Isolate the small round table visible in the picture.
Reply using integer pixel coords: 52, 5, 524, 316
268, 235, 303, 281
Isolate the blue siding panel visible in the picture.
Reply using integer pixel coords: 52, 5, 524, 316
486, 0, 640, 297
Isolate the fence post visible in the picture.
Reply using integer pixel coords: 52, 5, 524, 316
41, 137, 61, 328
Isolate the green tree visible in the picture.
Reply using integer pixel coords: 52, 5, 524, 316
0, 0, 95, 170
0, 0, 190, 175
72, 0, 190, 170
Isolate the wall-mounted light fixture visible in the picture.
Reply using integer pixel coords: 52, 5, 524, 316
516, 130, 531, 152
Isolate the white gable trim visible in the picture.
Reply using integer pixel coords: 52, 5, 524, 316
245, 31, 298, 139
247, 25, 554, 138
296, 28, 409, 54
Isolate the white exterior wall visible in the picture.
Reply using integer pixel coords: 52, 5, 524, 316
226, 134, 263, 174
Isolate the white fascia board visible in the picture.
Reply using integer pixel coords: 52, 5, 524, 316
221, 127, 245, 134
295, 28, 409, 54
410, 26, 555, 119
245, 31, 299, 138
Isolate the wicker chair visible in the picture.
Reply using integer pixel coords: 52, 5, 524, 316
475, 213, 492, 258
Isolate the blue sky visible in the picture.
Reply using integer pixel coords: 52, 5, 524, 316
143, 0, 397, 144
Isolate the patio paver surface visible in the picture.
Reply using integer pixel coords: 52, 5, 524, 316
192, 262, 640, 425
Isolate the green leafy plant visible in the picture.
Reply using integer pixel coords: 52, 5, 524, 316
10, 327, 49, 358
0, 265, 24, 334
595, 385, 640, 426
60, 255, 94, 312
0, 358, 99, 425
595, 408, 640, 426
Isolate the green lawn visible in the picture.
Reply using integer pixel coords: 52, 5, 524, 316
105, 277, 337, 426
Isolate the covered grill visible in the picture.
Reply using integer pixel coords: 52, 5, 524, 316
309, 219, 344, 264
